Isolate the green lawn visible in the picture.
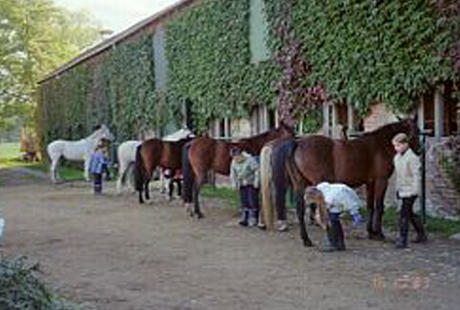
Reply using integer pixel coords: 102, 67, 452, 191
0, 142, 83, 180
0, 142, 20, 159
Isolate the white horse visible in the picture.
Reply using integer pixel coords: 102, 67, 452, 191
116, 140, 141, 194
47, 124, 114, 183
116, 128, 195, 194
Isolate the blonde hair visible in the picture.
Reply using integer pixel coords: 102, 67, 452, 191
392, 132, 409, 145
304, 186, 329, 230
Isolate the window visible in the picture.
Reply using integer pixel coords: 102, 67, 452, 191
250, 0, 270, 63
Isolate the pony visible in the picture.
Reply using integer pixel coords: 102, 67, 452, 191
261, 118, 419, 247
182, 123, 294, 218
134, 136, 194, 204
116, 140, 141, 194
47, 124, 114, 183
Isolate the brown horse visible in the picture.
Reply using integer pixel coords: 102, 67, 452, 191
182, 123, 294, 218
134, 137, 192, 204
262, 118, 419, 247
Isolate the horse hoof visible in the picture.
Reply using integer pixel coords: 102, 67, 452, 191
303, 240, 314, 247
368, 233, 385, 241
196, 213, 205, 219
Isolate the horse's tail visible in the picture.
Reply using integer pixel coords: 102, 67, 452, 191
134, 145, 144, 192
260, 144, 275, 229
181, 143, 194, 203
271, 138, 298, 228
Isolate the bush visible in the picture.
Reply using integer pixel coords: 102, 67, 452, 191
0, 256, 81, 310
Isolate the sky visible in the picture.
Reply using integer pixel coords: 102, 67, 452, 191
53, 0, 182, 34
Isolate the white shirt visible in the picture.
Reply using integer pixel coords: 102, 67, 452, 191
316, 182, 362, 214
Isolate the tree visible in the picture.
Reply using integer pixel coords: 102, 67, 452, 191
0, 0, 103, 134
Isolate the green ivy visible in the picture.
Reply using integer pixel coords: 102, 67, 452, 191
165, 0, 278, 133
37, 35, 158, 150
292, 0, 457, 115
37, 0, 459, 143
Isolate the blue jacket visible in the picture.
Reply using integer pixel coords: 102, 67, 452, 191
89, 151, 110, 174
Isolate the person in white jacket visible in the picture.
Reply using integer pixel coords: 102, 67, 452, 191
392, 133, 427, 249
305, 182, 363, 252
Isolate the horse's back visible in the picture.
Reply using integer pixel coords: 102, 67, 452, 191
47, 140, 67, 160
118, 140, 141, 163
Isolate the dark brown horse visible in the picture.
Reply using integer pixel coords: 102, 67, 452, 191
262, 119, 419, 246
134, 137, 192, 204
182, 123, 294, 218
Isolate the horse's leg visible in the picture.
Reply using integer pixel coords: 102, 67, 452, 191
84, 157, 90, 181
294, 188, 313, 247
372, 179, 388, 241
116, 160, 127, 194
145, 179, 151, 200
366, 182, 377, 239
138, 187, 144, 204
50, 157, 59, 183
193, 175, 205, 219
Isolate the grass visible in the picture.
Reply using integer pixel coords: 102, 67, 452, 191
201, 185, 240, 208
0, 142, 20, 159
0, 142, 83, 180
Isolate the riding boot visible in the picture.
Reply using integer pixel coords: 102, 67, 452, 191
238, 208, 249, 227
410, 215, 427, 243
321, 226, 338, 252
335, 221, 346, 251
395, 215, 409, 249
248, 209, 257, 227
396, 198, 411, 249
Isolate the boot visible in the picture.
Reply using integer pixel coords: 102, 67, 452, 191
248, 210, 257, 227
335, 221, 346, 251
238, 208, 249, 227
395, 216, 409, 249
410, 215, 427, 243
321, 226, 338, 252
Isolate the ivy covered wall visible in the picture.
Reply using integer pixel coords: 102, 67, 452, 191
165, 0, 278, 132
37, 0, 459, 148
292, 0, 457, 114
37, 35, 158, 151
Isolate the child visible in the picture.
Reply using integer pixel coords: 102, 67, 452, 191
163, 168, 182, 200
392, 133, 427, 249
305, 182, 363, 252
230, 147, 260, 227
89, 141, 111, 194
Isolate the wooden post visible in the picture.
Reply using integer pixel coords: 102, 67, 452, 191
434, 87, 444, 141
417, 96, 425, 132
347, 102, 354, 136
224, 117, 229, 138
214, 119, 220, 138
262, 104, 268, 131
331, 102, 338, 138
323, 101, 330, 136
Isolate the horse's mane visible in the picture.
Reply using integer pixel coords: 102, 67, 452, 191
237, 125, 291, 144
360, 119, 412, 141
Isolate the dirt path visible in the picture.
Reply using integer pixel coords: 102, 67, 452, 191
0, 168, 459, 310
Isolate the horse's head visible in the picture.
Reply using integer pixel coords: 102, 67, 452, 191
98, 124, 115, 142
277, 121, 295, 138
399, 116, 420, 153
